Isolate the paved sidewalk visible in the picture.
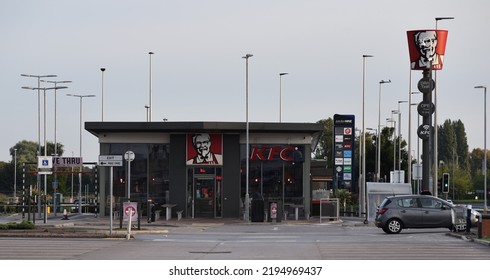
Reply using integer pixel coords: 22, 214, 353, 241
0, 212, 358, 237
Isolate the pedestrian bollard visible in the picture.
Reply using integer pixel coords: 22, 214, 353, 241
466, 205, 472, 234
126, 208, 132, 240
62, 209, 69, 220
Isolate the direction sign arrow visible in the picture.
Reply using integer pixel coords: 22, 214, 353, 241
99, 155, 123, 166
99, 161, 123, 167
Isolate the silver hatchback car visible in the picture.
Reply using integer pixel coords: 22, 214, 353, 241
375, 195, 454, 234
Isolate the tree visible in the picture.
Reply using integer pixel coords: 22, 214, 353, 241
469, 148, 489, 199
438, 119, 469, 171
437, 119, 472, 199
0, 140, 67, 196
379, 126, 395, 182
314, 118, 333, 160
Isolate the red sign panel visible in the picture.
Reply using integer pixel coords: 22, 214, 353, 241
186, 133, 223, 165
407, 29, 448, 70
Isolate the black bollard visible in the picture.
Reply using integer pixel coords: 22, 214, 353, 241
466, 206, 472, 234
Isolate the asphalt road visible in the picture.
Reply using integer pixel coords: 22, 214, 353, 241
0, 222, 489, 260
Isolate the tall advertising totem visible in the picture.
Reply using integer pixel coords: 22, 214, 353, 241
407, 29, 448, 194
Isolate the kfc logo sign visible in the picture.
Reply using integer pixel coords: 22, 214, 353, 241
250, 146, 303, 162
407, 29, 448, 71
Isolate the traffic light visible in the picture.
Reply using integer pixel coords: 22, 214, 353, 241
442, 173, 449, 193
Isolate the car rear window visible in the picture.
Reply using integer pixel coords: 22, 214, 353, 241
379, 198, 392, 208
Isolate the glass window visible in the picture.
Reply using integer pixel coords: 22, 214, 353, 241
397, 198, 417, 208
241, 144, 304, 203
102, 143, 169, 216
420, 197, 442, 209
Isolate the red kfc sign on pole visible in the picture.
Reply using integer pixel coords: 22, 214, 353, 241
407, 29, 448, 70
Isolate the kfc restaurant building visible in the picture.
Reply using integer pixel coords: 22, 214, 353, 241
86, 121, 323, 220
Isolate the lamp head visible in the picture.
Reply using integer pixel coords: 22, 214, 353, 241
435, 17, 454, 21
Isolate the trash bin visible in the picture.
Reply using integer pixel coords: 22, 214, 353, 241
150, 204, 156, 222
479, 214, 490, 238
251, 193, 264, 222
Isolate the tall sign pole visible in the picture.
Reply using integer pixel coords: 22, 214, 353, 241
407, 29, 448, 195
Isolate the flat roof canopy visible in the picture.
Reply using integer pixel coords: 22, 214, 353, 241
85, 121, 324, 135
85, 121, 324, 151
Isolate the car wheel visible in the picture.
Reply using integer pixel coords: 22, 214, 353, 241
384, 219, 402, 234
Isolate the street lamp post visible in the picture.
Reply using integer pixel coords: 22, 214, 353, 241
387, 117, 396, 182
39, 80, 70, 218
39, 80, 72, 156
434, 16, 455, 197
398, 100, 408, 183
148, 52, 154, 122
410, 91, 422, 192
361, 54, 373, 221
475, 85, 488, 214
67, 94, 96, 214
101, 68, 106, 121
145, 105, 150, 122
14, 148, 17, 199
279, 72, 288, 122
243, 53, 253, 222
378, 80, 391, 181
22, 86, 67, 223
21, 74, 57, 220
367, 127, 377, 181
409, 102, 419, 191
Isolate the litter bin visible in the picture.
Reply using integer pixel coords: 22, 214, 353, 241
251, 193, 264, 222
150, 204, 156, 222
479, 214, 490, 238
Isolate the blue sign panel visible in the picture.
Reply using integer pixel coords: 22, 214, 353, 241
333, 114, 356, 192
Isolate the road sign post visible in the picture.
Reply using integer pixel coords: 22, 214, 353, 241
124, 151, 135, 200
98, 155, 123, 167
98, 155, 123, 235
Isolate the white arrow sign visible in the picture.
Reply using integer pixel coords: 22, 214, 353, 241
99, 155, 123, 166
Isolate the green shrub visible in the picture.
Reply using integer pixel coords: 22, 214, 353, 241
0, 220, 35, 230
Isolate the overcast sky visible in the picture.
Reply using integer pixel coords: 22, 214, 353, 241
1, 0, 489, 163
